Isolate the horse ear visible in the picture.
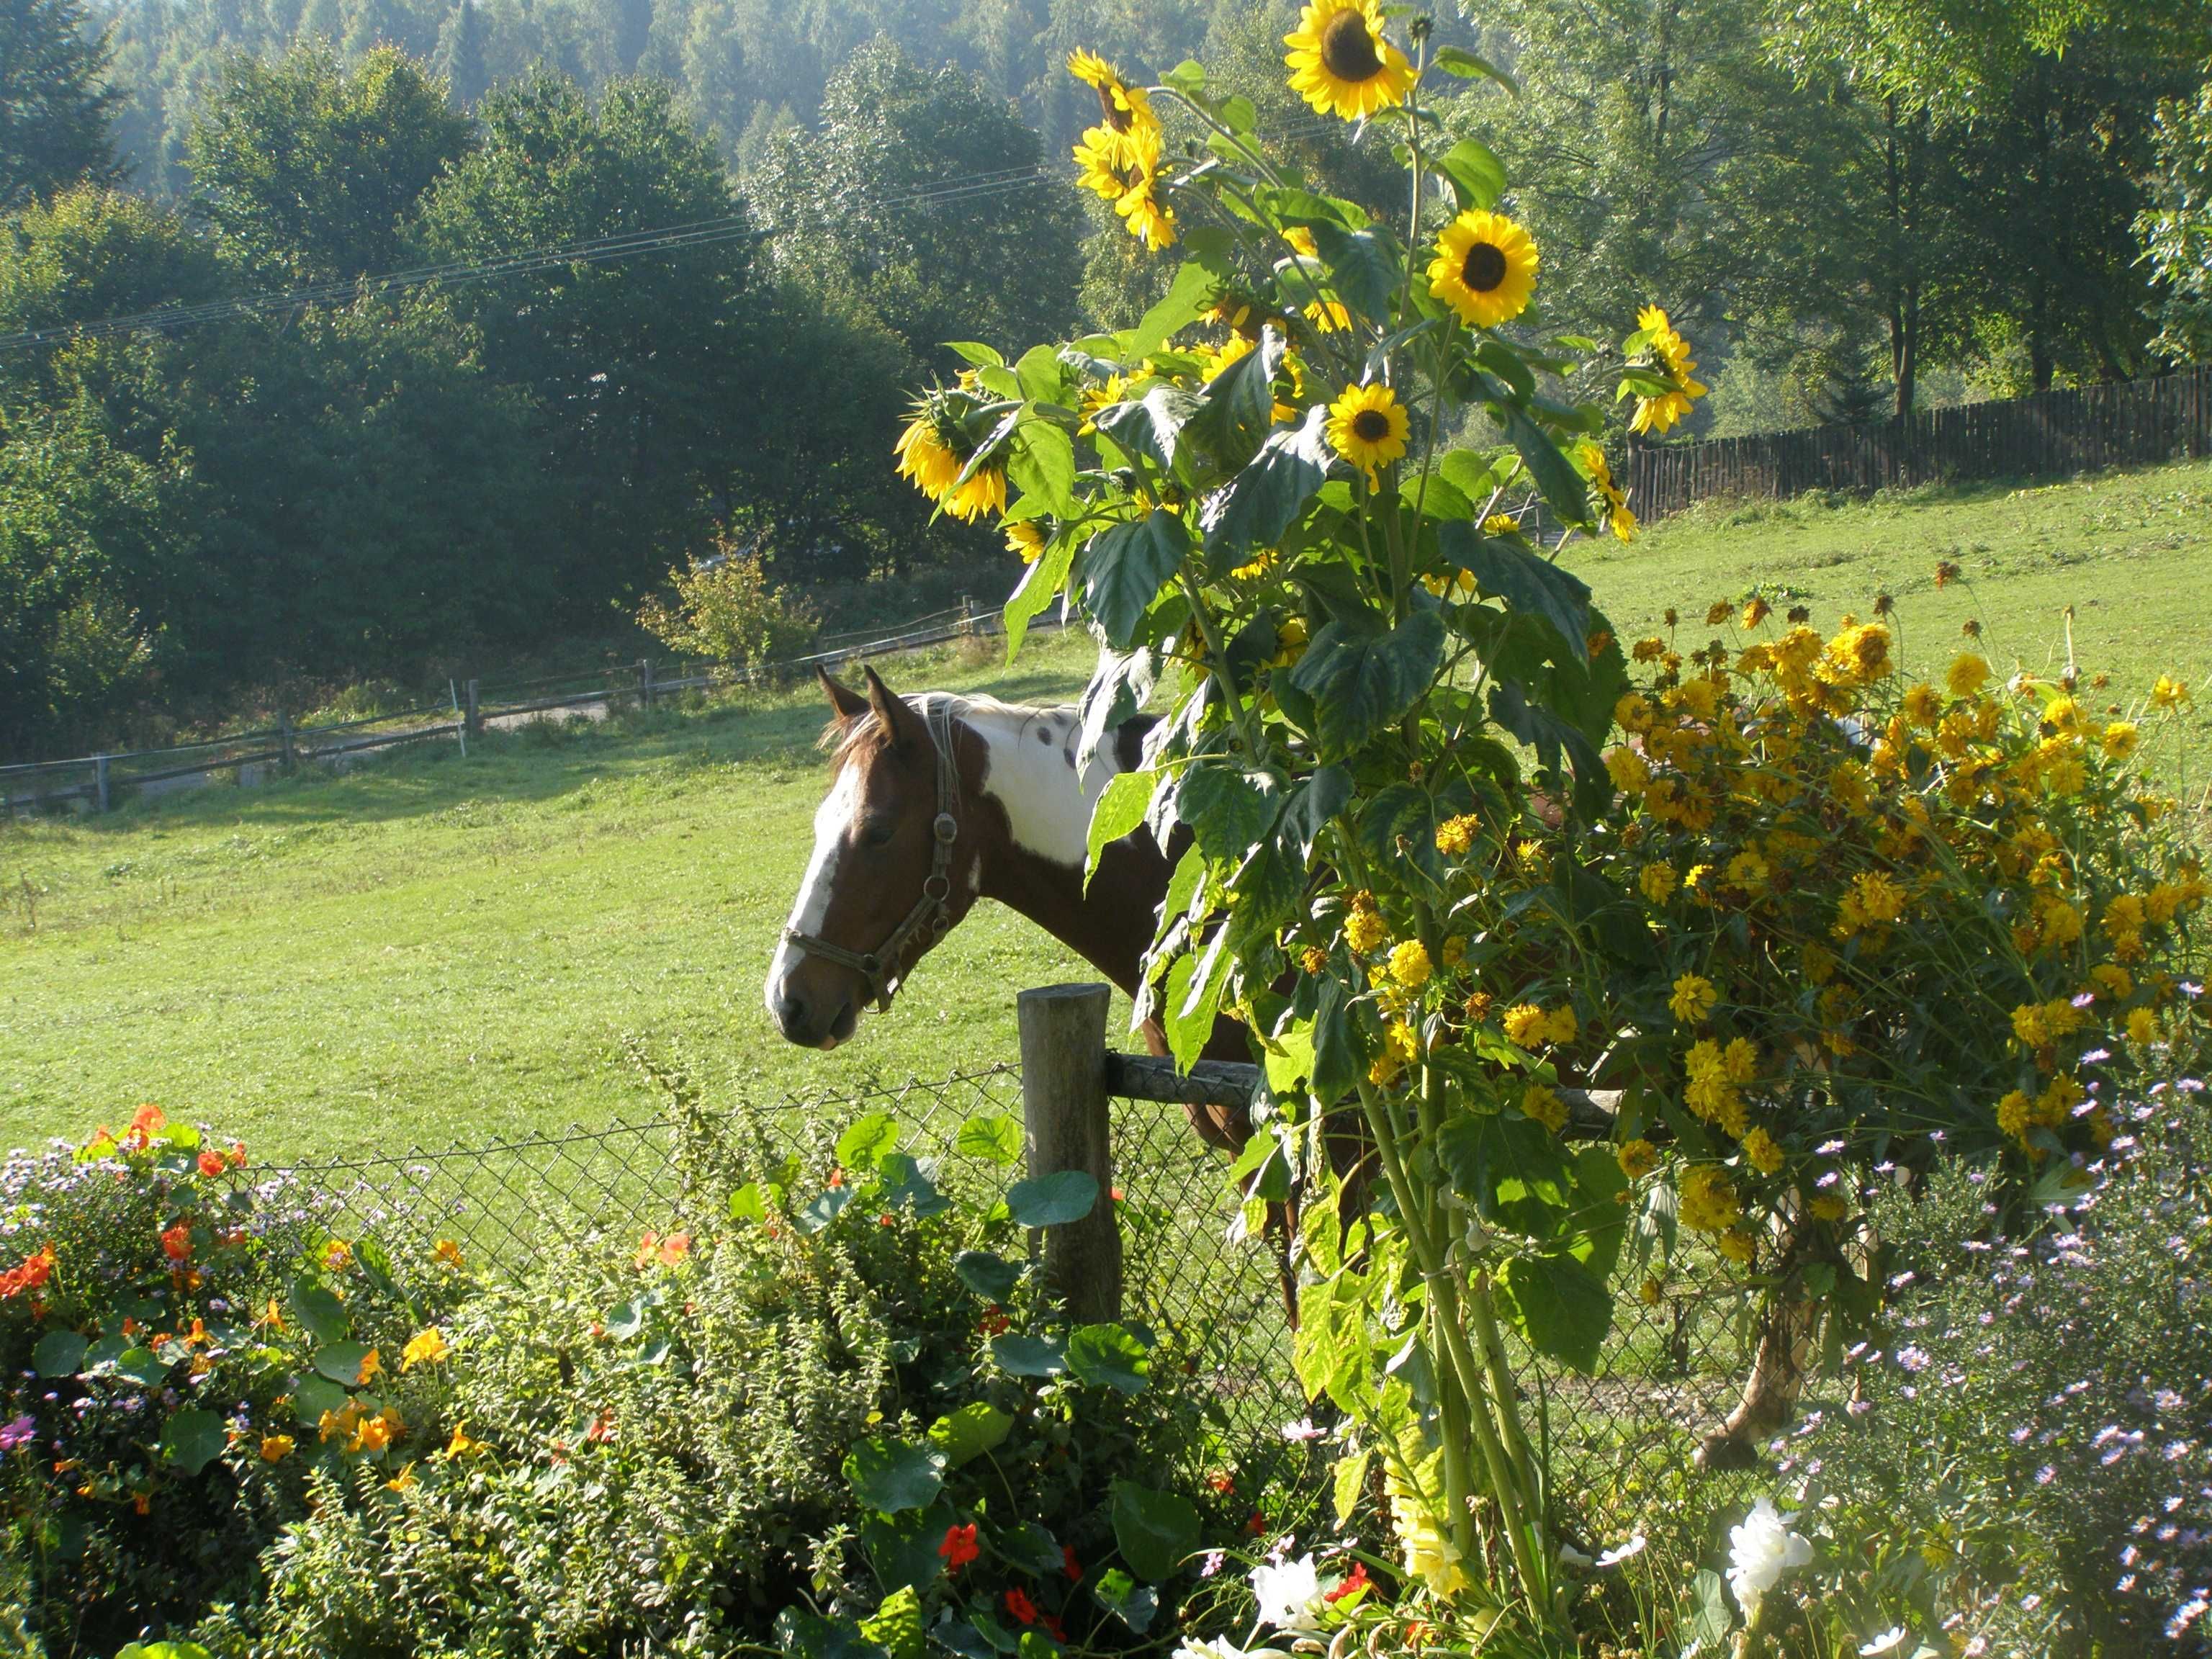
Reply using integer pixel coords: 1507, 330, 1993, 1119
861, 664, 923, 752
817, 665, 868, 723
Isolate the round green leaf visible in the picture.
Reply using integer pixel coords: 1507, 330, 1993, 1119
161, 1407, 228, 1477
927, 1401, 1013, 1466
32, 1329, 89, 1379
1109, 1478, 1201, 1581
842, 1436, 946, 1514
1066, 1324, 1151, 1395
1006, 1171, 1097, 1228
989, 1333, 1068, 1377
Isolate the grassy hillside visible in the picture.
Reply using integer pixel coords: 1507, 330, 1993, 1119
6, 461, 2211, 1160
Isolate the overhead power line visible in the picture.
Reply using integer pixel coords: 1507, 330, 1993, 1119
0, 109, 1360, 354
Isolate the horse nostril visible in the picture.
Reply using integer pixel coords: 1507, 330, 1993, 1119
775, 990, 812, 1042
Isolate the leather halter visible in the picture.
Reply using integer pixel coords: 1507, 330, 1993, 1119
782, 695, 965, 1014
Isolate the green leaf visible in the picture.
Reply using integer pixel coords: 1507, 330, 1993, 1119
1286, 610, 1445, 757
837, 1113, 901, 1173
953, 1250, 1023, 1301
929, 1402, 1014, 1466
289, 1276, 349, 1344
1094, 385, 1202, 478
604, 1297, 649, 1339
1174, 763, 1280, 864
1332, 1448, 1372, 1527
1199, 404, 1331, 568
1015, 346, 1070, 405
1434, 138, 1506, 210
1277, 764, 1352, 863
1434, 522, 1592, 658
955, 1115, 1023, 1166
1691, 1568, 1732, 1640
1431, 47, 1519, 91
1294, 1272, 1371, 1412
860, 1501, 958, 1594
1109, 1479, 1201, 1581
1080, 510, 1190, 649
1007, 1170, 1099, 1227
1007, 419, 1076, 516
1165, 927, 1233, 1071
796, 1184, 855, 1233
1305, 221, 1401, 323
778, 1608, 891, 1659
1499, 1252, 1612, 1373
1437, 1112, 1571, 1215
160, 1408, 228, 1477
1093, 1569, 1161, 1632
1004, 535, 1074, 663
1087, 769, 1157, 889
1189, 327, 1284, 466
1309, 974, 1365, 1106
116, 1645, 217, 1659
1066, 1323, 1151, 1395
944, 342, 1006, 369
991, 1333, 1068, 1377
1494, 399, 1592, 526
844, 1437, 947, 1514
312, 1339, 376, 1388
32, 1329, 89, 1379
289, 1372, 350, 1424
1126, 257, 1215, 363
729, 1182, 772, 1223
862, 1588, 925, 1659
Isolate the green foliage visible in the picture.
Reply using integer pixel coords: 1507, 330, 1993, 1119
2140, 77, 2212, 364
0, 0, 119, 212
637, 539, 818, 668
184, 44, 470, 283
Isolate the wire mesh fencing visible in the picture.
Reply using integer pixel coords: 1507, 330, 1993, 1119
232, 1060, 1756, 1493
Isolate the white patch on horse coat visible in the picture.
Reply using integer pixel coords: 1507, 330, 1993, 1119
763, 760, 861, 1015
966, 702, 1115, 868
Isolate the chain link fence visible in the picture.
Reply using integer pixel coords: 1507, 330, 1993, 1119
233, 1061, 1751, 1490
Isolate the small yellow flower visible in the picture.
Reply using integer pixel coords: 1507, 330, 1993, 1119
1344, 894, 1388, 954
2149, 674, 2193, 711
1299, 945, 1328, 975
1809, 1193, 1848, 1223
444, 1424, 480, 1459
1501, 1003, 1549, 1046
385, 1461, 416, 1493
1388, 939, 1432, 989
2101, 721, 2139, 760
1605, 746, 1651, 793
1668, 974, 1718, 1025
401, 1328, 451, 1372
1740, 1126, 1784, 1175
1521, 1086, 1568, 1135
1946, 653, 1991, 698
258, 1434, 295, 1464
354, 1349, 382, 1387
1640, 862, 1678, 903
433, 1239, 464, 1269
1482, 513, 1521, 536
1543, 1006, 1579, 1046
1434, 813, 1479, 858
1715, 1226, 1758, 1265
2127, 1007, 2159, 1045
1617, 1138, 1660, 1180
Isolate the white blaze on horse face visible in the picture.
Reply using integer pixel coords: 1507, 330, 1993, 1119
763, 759, 863, 1017
969, 704, 1111, 868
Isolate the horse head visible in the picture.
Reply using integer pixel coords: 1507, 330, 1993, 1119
763, 665, 984, 1049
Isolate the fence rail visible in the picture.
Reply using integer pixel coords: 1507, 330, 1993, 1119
4, 598, 1062, 814
1628, 364, 2212, 521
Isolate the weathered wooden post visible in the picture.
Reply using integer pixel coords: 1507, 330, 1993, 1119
463, 679, 482, 741
277, 709, 295, 769
639, 658, 655, 708
1017, 982, 1122, 1323
92, 755, 109, 814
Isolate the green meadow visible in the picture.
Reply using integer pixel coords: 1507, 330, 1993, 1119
6, 461, 2209, 1161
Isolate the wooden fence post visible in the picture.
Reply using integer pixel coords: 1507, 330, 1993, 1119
639, 658, 655, 708
92, 755, 109, 814
278, 709, 295, 770
1017, 982, 1122, 1323
463, 679, 482, 740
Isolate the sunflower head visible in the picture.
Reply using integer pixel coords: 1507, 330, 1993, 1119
1625, 302, 1708, 433
894, 409, 963, 498
1067, 49, 1158, 148
1577, 442, 1637, 543
1326, 381, 1410, 489
1284, 0, 1416, 122
1429, 210, 1539, 330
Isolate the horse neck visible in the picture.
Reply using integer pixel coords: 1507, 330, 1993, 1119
958, 703, 1164, 999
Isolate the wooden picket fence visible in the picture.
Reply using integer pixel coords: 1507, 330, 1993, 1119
1627, 366, 2212, 521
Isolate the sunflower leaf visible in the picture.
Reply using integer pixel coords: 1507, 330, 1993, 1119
1007, 418, 1076, 513
1285, 609, 1445, 758
1093, 386, 1202, 477
1435, 521, 1592, 650
1199, 403, 1331, 571
1187, 328, 1283, 469
1080, 511, 1190, 649
1436, 139, 1506, 212
1003, 535, 1072, 663
1125, 254, 1218, 363
1432, 47, 1519, 93
1305, 221, 1401, 325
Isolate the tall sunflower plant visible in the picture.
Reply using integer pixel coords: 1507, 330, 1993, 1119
888, 9, 1737, 1647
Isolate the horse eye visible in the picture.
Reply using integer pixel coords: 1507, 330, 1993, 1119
860, 817, 896, 848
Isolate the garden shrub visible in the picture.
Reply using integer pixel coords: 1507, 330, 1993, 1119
246, 1092, 1255, 1658
639, 538, 819, 672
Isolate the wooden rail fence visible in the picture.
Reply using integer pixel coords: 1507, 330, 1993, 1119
1627, 365, 2212, 521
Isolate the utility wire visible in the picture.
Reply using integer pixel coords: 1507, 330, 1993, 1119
0, 109, 1362, 354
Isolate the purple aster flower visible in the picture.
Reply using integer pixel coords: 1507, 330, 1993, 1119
0, 1415, 34, 1452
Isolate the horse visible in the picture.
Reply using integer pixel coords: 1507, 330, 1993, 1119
761, 663, 1254, 1154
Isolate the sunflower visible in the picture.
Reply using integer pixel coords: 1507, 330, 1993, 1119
1004, 518, 1047, 562
1074, 125, 1177, 250
1627, 303, 1709, 435
1066, 49, 1159, 157
894, 411, 963, 499
1327, 382, 1408, 488
945, 460, 1007, 524
1428, 210, 1539, 329
1577, 442, 1637, 542
1285, 0, 1416, 122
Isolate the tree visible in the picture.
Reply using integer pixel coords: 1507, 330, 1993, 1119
2139, 78, 2212, 363
185, 44, 472, 282
755, 37, 1083, 366
0, 0, 120, 210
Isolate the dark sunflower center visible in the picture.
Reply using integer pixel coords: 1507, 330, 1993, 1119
1351, 408, 1391, 442
1319, 9, 1385, 81
1097, 86, 1132, 132
1461, 240, 1509, 292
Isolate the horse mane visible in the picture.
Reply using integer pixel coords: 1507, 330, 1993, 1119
817, 693, 1068, 774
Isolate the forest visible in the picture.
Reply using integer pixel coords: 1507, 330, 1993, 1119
0, 0, 2207, 756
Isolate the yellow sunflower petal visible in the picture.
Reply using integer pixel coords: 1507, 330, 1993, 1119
1283, 0, 1416, 122
1428, 210, 1539, 330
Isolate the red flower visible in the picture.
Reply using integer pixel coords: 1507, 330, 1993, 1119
938, 1521, 979, 1572
1208, 1472, 1236, 1494
1326, 1562, 1371, 1603
979, 1306, 1011, 1337
1003, 1589, 1038, 1627
1062, 1545, 1082, 1581
827, 1166, 847, 1189
1041, 1614, 1067, 1642
160, 1223, 192, 1262
197, 1151, 226, 1179
1244, 1509, 1267, 1536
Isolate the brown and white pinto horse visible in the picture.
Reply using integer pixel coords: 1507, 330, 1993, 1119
762, 664, 1253, 1152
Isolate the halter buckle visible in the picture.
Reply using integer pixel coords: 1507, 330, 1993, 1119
933, 811, 958, 845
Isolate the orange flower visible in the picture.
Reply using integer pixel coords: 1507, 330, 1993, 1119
979, 1306, 1011, 1336
160, 1223, 192, 1262
939, 1521, 981, 1571
1003, 1589, 1038, 1626
355, 1349, 383, 1386
197, 1150, 226, 1179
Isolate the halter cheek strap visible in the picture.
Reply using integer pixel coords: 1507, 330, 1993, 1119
783, 695, 965, 1015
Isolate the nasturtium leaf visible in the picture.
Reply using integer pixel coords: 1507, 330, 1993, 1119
1007, 1170, 1099, 1228
604, 1298, 649, 1339
312, 1340, 375, 1389
1092, 1569, 1161, 1632
845, 1437, 947, 1514
1434, 137, 1506, 210
1066, 1323, 1152, 1395
863, 1585, 927, 1659
1305, 221, 1401, 323
1199, 404, 1332, 569
796, 1184, 855, 1234
113, 1346, 167, 1388
931, 1620, 999, 1659
116, 1645, 217, 1659
1109, 1478, 1202, 1581
1087, 769, 1157, 889
928, 1402, 1014, 1465
32, 1330, 89, 1379
777, 1607, 891, 1659
1080, 511, 1190, 650
81, 1332, 127, 1372
160, 1408, 227, 1477
729, 1181, 773, 1223
1287, 610, 1445, 757
1692, 1568, 1733, 1638
836, 1113, 901, 1173
289, 1372, 349, 1424
288, 1276, 349, 1344
990, 1333, 1068, 1377
954, 1115, 1023, 1166
861, 1500, 958, 1593
1499, 1252, 1613, 1374
1435, 522, 1592, 657
881, 1151, 950, 1218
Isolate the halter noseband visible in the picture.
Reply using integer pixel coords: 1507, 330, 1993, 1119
783, 695, 966, 1015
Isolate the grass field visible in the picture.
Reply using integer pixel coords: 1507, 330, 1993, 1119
7, 460, 2211, 1160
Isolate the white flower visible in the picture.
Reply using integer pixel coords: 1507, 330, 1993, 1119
1557, 1541, 1594, 1569
1596, 1534, 1647, 1568
1177, 1641, 1287, 1659
1250, 1553, 1324, 1630
1726, 1496, 1812, 1610
1280, 1417, 1326, 1442
1859, 1628, 1908, 1656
